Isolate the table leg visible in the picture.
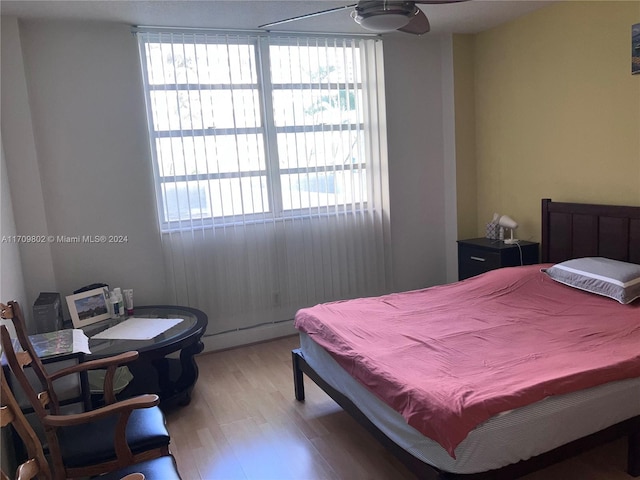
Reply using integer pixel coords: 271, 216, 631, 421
174, 340, 204, 405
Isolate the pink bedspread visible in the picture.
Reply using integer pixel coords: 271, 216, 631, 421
294, 264, 640, 457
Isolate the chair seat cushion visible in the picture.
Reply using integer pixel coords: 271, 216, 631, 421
92, 455, 181, 480
58, 405, 170, 467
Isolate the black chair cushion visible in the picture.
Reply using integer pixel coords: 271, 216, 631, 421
57, 405, 170, 467
93, 455, 181, 480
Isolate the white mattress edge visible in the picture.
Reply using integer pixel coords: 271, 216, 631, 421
299, 332, 640, 474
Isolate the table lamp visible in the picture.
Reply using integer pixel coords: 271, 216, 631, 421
498, 215, 519, 244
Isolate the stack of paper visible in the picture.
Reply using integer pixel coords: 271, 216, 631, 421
91, 318, 183, 340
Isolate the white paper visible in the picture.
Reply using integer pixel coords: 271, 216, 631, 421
91, 317, 184, 340
73, 329, 91, 353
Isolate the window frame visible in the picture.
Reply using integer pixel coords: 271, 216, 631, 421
138, 32, 370, 231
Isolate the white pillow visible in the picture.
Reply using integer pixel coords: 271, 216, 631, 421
543, 257, 640, 304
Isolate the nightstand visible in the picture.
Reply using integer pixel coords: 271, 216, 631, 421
457, 238, 539, 281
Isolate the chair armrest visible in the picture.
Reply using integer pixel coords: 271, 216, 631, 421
47, 352, 139, 381
41, 394, 159, 427
49, 351, 139, 406
41, 394, 161, 467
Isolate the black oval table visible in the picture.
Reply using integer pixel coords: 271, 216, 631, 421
82, 305, 208, 410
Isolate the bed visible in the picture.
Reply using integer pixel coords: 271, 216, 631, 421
291, 198, 640, 479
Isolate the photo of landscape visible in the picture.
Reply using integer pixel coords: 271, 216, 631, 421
74, 293, 108, 320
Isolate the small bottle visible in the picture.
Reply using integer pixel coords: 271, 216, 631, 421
114, 288, 125, 317
123, 289, 134, 316
110, 291, 120, 317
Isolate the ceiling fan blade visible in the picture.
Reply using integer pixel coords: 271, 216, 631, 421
413, 0, 469, 3
397, 7, 430, 35
259, 4, 357, 29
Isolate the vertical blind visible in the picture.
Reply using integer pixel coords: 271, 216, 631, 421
136, 28, 391, 343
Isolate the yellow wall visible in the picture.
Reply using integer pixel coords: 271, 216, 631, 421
455, 1, 640, 243
453, 34, 478, 240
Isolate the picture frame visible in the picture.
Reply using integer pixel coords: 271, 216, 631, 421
66, 287, 111, 328
633, 23, 640, 75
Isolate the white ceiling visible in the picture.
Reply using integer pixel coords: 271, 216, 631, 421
0, 0, 554, 35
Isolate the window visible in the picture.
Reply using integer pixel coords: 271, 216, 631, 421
137, 31, 377, 230
135, 29, 389, 337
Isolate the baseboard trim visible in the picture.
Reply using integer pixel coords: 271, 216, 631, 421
201, 320, 297, 352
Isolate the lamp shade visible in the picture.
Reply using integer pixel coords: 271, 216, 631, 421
498, 215, 518, 244
498, 215, 518, 229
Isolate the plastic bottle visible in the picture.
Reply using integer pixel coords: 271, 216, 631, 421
114, 288, 125, 317
110, 290, 120, 317
123, 289, 134, 316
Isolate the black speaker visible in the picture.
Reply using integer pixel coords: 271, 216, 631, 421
32, 292, 64, 334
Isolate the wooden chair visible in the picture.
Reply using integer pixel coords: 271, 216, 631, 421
0, 362, 51, 480
0, 301, 172, 480
0, 365, 181, 480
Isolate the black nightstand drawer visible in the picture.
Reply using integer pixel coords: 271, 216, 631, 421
459, 247, 502, 276
457, 238, 539, 281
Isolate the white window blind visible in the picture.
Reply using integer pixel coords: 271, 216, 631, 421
138, 31, 376, 229
136, 29, 390, 346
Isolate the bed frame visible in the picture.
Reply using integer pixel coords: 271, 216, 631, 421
541, 198, 640, 264
292, 198, 640, 480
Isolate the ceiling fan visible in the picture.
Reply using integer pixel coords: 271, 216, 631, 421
258, 0, 470, 35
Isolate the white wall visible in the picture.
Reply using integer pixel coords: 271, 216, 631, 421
3, 19, 167, 313
384, 34, 452, 291
1, 17, 57, 328
1, 18, 457, 346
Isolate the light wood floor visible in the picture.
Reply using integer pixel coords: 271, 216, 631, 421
164, 335, 634, 480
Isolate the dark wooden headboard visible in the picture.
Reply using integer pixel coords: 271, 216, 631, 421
541, 198, 640, 264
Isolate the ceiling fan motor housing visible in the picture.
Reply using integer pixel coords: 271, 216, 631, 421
258, 0, 469, 35
353, 1, 419, 32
